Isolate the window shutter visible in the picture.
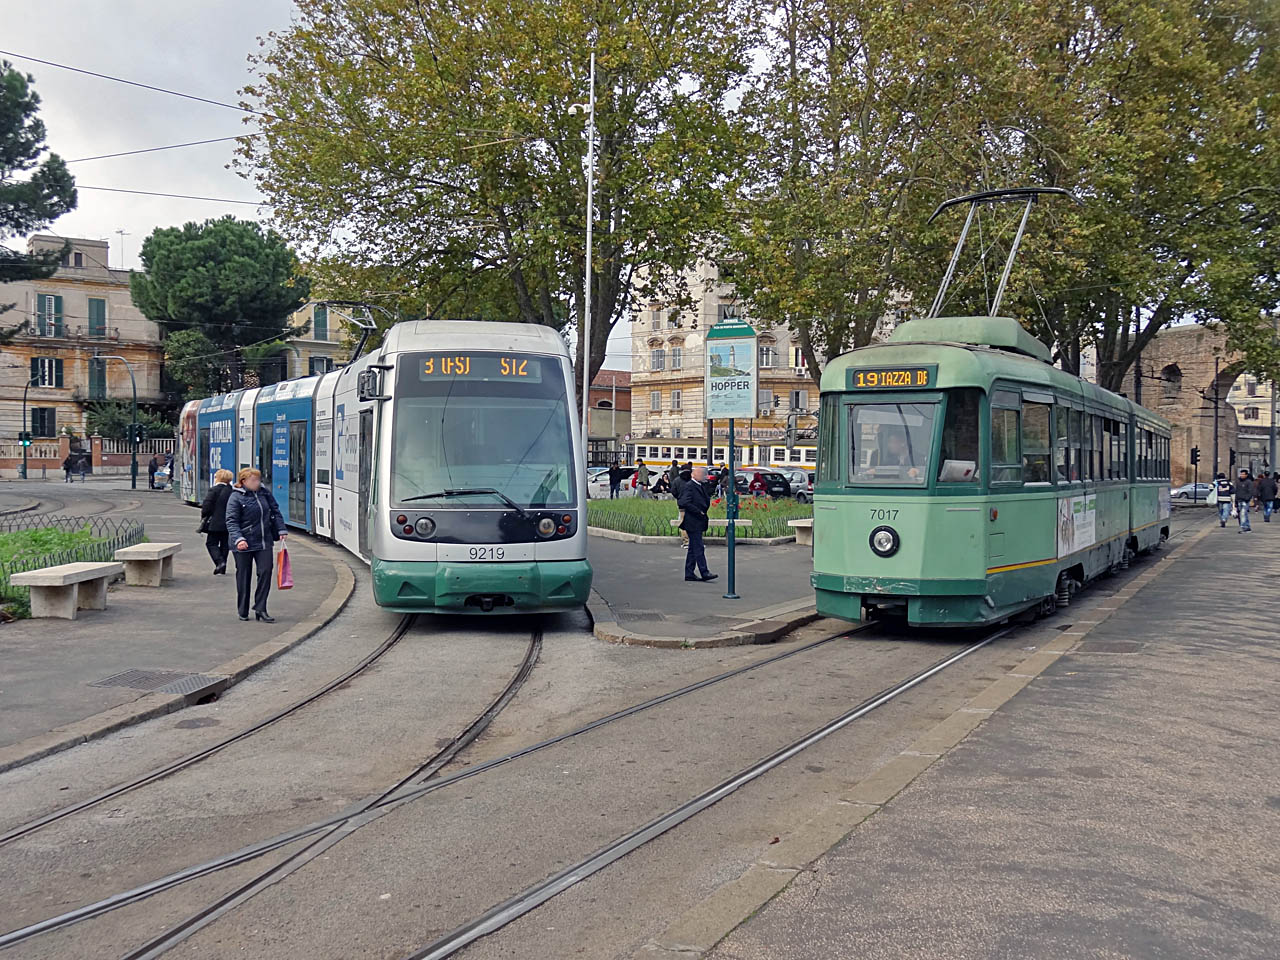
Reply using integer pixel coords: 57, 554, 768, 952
88, 298, 107, 337
53, 296, 64, 336
55, 359, 64, 387
30, 357, 38, 382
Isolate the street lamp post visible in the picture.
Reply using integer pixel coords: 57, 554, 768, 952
98, 355, 139, 490
569, 53, 597, 450
20, 374, 37, 479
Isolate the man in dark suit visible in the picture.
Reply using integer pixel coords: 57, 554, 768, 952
677, 465, 718, 583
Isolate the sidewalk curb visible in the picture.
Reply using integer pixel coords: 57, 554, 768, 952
0, 498, 41, 517
0, 541, 359, 774
588, 527, 796, 546
639, 520, 1217, 958
588, 588, 819, 649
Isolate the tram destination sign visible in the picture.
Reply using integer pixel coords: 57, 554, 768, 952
704, 320, 758, 419
847, 364, 937, 390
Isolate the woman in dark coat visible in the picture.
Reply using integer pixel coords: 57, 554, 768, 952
199, 469, 235, 574
224, 467, 287, 622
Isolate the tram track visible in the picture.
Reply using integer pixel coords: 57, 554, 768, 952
405, 625, 1010, 960
0, 625, 867, 952
0, 614, 418, 847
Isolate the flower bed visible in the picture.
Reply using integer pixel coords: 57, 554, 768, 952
587, 496, 812, 540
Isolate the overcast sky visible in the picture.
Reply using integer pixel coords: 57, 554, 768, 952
3, 0, 632, 369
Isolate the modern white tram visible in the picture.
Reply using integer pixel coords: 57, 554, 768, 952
176, 321, 592, 614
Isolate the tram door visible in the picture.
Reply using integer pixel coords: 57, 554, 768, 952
288, 420, 307, 525
357, 409, 373, 557
197, 428, 211, 500
258, 423, 273, 487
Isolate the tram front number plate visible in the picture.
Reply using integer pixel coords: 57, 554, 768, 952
438, 544, 534, 562
848, 365, 937, 389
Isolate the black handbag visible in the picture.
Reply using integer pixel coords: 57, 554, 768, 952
197, 515, 211, 534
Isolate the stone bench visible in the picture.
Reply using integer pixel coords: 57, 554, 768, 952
9, 562, 124, 619
788, 518, 814, 546
114, 542, 181, 587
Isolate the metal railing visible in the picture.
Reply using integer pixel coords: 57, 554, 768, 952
0, 516, 146, 605
101, 438, 175, 455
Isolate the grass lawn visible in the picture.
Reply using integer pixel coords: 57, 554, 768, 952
0, 526, 97, 564
588, 496, 812, 539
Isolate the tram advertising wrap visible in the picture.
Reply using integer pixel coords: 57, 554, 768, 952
172, 321, 591, 615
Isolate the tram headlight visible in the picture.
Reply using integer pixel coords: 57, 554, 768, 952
869, 525, 899, 558
414, 517, 435, 538
537, 517, 557, 537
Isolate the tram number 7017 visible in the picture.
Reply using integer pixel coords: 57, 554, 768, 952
469, 546, 505, 560
869, 508, 899, 521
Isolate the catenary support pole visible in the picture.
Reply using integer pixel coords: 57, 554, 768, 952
579, 51, 596, 449
1213, 356, 1220, 477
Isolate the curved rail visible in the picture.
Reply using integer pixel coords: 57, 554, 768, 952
0, 614, 417, 847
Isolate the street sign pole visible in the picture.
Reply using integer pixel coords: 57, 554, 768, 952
725, 419, 738, 599
705, 317, 757, 602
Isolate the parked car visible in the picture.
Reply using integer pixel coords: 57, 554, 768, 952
587, 466, 636, 498
781, 469, 814, 502
734, 470, 791, 498
1172, 482, 1213, 500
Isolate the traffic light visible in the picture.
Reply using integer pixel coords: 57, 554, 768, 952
127, 422, 147, 445
1190, 446, 1200, 465
18, 431, 31, 447
1230, 449, 1237, 468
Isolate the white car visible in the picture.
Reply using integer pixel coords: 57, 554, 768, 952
781, 468, 814, 502
586, 467, 637, 499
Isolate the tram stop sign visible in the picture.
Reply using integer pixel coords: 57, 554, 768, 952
704, 319, 757, 419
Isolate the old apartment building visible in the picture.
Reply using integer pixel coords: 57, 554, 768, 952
0, 235, 164, 440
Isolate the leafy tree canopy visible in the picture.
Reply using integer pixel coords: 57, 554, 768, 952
163, 328, 227, 401
84, 401, 170, 440
239, 0, 753, 385
131, 216, 311, 350
0, 60, 76, 338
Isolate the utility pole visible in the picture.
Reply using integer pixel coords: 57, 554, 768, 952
1270, 315, 1278, 471
569, 52, 596, 449
1212, 356, 1220, 477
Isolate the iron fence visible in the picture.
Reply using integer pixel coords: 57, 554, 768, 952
0, 516, 145, 604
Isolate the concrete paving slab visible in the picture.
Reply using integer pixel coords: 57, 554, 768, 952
0, 486, 352, 767
711, 516, 1278, 960
589, 535, 816, 646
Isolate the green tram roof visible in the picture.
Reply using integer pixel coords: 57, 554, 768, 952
822, 316, 1169, 429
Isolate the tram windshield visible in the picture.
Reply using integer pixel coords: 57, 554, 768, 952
391, 352, 575, 508
849, 402, 936, 485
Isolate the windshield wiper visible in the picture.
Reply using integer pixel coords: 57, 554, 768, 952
402, 488, 531, 520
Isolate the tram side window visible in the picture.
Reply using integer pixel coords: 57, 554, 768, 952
1071, 410, 1084, 482
938, 388, 981, 481
1022, 402, 1052, 484
1054, 406, 1070, 482
991, 403, 1021, 482
817, 393, 841, 484
1093, 417, 1103, 480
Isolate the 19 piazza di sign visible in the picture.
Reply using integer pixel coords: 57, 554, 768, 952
704, 320, 758, 419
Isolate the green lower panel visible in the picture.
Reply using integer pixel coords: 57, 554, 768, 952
372, 558, 592, 613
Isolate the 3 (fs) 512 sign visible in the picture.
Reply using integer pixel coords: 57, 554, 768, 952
704, 320, 757, 419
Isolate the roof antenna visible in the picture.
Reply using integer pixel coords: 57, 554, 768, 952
925, 186, 1075, 318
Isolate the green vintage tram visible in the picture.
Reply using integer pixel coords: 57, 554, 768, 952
813, 317, 1172, 627
812, 189, 1172, 627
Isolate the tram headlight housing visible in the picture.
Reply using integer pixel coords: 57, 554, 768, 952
414, 517, 435, 538
869, 525, 899, 558
537, 517, 557, 537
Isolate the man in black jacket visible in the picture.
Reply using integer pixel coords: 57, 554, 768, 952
677, 466, 718, 583
1258, 471, 1278, 522
1235, 468, 1255, 533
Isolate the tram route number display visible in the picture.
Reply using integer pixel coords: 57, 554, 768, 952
847, 365, 937, 390
419, 353, 543, 382
437, 543, 534, 562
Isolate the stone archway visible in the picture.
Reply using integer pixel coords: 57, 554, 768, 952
1120, 325, 1243, 484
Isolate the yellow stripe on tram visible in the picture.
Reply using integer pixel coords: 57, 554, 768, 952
986, 557, 1057, 575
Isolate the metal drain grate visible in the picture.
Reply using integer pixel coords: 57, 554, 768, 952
91, 669, 226, 697
621, 609, 667, 621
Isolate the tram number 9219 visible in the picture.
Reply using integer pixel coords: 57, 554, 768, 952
469, 546, 505, 560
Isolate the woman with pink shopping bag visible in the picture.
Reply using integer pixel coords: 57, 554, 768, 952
224, 467, 288, 622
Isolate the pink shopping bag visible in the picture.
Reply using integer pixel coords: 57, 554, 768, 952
276, 545, 293, 590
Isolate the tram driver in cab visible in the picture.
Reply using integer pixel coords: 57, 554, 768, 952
868, 429, 921, 480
